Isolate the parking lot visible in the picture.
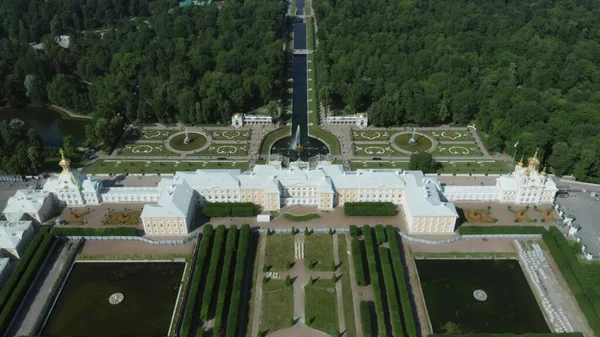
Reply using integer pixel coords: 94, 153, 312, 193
555, 192, 600, 255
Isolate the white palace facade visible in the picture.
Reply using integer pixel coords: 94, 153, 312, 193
1, 151, 557, 240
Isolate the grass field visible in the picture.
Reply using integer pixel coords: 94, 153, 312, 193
264, 235, 295, 271
305, 234, 334, 271
260, 127, 291, 156
337, 234, 357, 337
305, 279, 339, 335
349, 160, 511, 174
260, 279, 294, 334
283, 213, 321, 222
82, 160, 249, 174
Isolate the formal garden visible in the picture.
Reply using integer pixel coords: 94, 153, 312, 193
102, 210, 141, 225
348, 160, 511, 174
126, 129, 174, 141
210, 129, 252, 141
118, 143, 178, 156
197, 143, 249, 156
83, 159, 249, 174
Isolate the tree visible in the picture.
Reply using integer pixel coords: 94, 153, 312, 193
284, 275, 292, 286
548, 142, 573, 176
62, 135, 75, 158
408, 152, 439, 173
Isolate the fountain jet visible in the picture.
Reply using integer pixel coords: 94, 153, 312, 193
290, 125, 301, 149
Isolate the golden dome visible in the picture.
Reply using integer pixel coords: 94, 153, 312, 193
541, 165, 547, 176
528, 149, 540, 167
358, 113, 366, 118
58, 149, 71, 170
233, 113, 242, 118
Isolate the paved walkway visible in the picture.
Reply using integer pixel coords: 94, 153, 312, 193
250, 234, 268, 337
268, 324, 330, 337
344, 235, 367, 337
10, 241, 71, 337
332, 235, 345, 334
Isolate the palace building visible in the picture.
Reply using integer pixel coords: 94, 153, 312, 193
1, 152, 557, 240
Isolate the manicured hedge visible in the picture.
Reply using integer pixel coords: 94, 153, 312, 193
362, 225, 387, 337
542, 227, 600, 335
379, 246, 403, 337
181, 225, 214, 337
200, 225, 226, 319
213, 225, 238, 335
0, 233, 55, 335
458, 226, 546, 235
344, 202, 397, 216
351, 238, 367, 286
53, 226, 138, 236
225, 224, 251, 337
202, 202, 255, 217
0, 231, 45, 313
374, 224, 387, 244
386, 225, 417, 337
350, 225, 360, 238
360, 301, 375, 337
428, 332, 583, 337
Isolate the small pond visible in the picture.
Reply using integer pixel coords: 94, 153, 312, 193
416, 259, 549, 334
0, 106, 90, 147
42, 262, 185, 337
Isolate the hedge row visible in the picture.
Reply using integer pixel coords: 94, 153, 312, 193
213, 225, 239, 335
200, 225, 226, 319
181, 225, 214, 337
225, 224, 251, 337
362, 225, 387, 337
542, 227, 600, 335
345, 202, 397, 216
0, 233, 55, 335
202, 202, 255, 217
374, 225, 387, 244
360, 301, 375, 337
350, 225, 360, 238
0, 231, 45, 313
428, 332, 583, 337
351, 238, 368, 286
386, 225, 417, 337
379, 247, 404, 337
458, 226, 546, 235
53, 226, 138, 236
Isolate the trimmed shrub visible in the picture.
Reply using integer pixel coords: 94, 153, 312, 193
202, 202, 255, 217
379, 246, 403, 337
360, 301, 375, 337
200, 225, 226, 319
213, 225, 238, 335
181, 225, 214, 337
458, 226, 546, 235
195, 328, 205, 337
428, 334, 583, 337
53, 227, 138, 236
0, 231, 45, 313
0, 233, 55, 335
374, 225, 387, 244
542, 227, 600, 335
344, 202, 397, 216
349, 225, 360, 238
351, 238, 367, 286
386, 225, 417, 337
224, 224, 251, 337
362, 225, 387, 337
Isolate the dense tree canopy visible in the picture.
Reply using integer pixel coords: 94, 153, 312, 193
315, 0, 600, 182
0, 0, 285, 125
408, 152, 438, 173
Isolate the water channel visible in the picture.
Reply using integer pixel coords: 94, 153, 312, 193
270, 0, 329, 161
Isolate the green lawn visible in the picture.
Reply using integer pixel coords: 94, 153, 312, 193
196, 143, 249, 156
264, 235, 295, 271
353, 143, 405, 156
431, 143, 483, 157
125, 129, 174, 141
337, 234, 357, 337
260, 127, 291, 156
305, 234, 334, 271
349, 161, 410, 170
305, 280, 339, 335
260, 279, 294, 334
349, 160, 511, 174
117, 143, 178, 156
209, 129, 252, 141
82, 160, 249, 174
283, 213, 321, 222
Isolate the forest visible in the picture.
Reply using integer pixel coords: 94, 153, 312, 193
0, 0, 285, 125
314, 0, 600, 182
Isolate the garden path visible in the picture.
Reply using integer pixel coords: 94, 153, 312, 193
343, 234, 365, 337
250, 234, 268, 337
332, 234, 345, 334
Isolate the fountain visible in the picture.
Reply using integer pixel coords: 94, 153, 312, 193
183, 129, 190, 145
290, 125, 301, 149
408, 127, 418, 145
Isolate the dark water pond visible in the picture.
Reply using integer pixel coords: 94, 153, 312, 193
42, 262, 185, 337
416, 259, 549, 334
0, 107, 90, 147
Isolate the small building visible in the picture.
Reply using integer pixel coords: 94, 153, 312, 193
0, 214, 34, 258
326, 113, 368, 128
141, 180, 195, 236
231, 113, 272, 128
2, 188, 54, 223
